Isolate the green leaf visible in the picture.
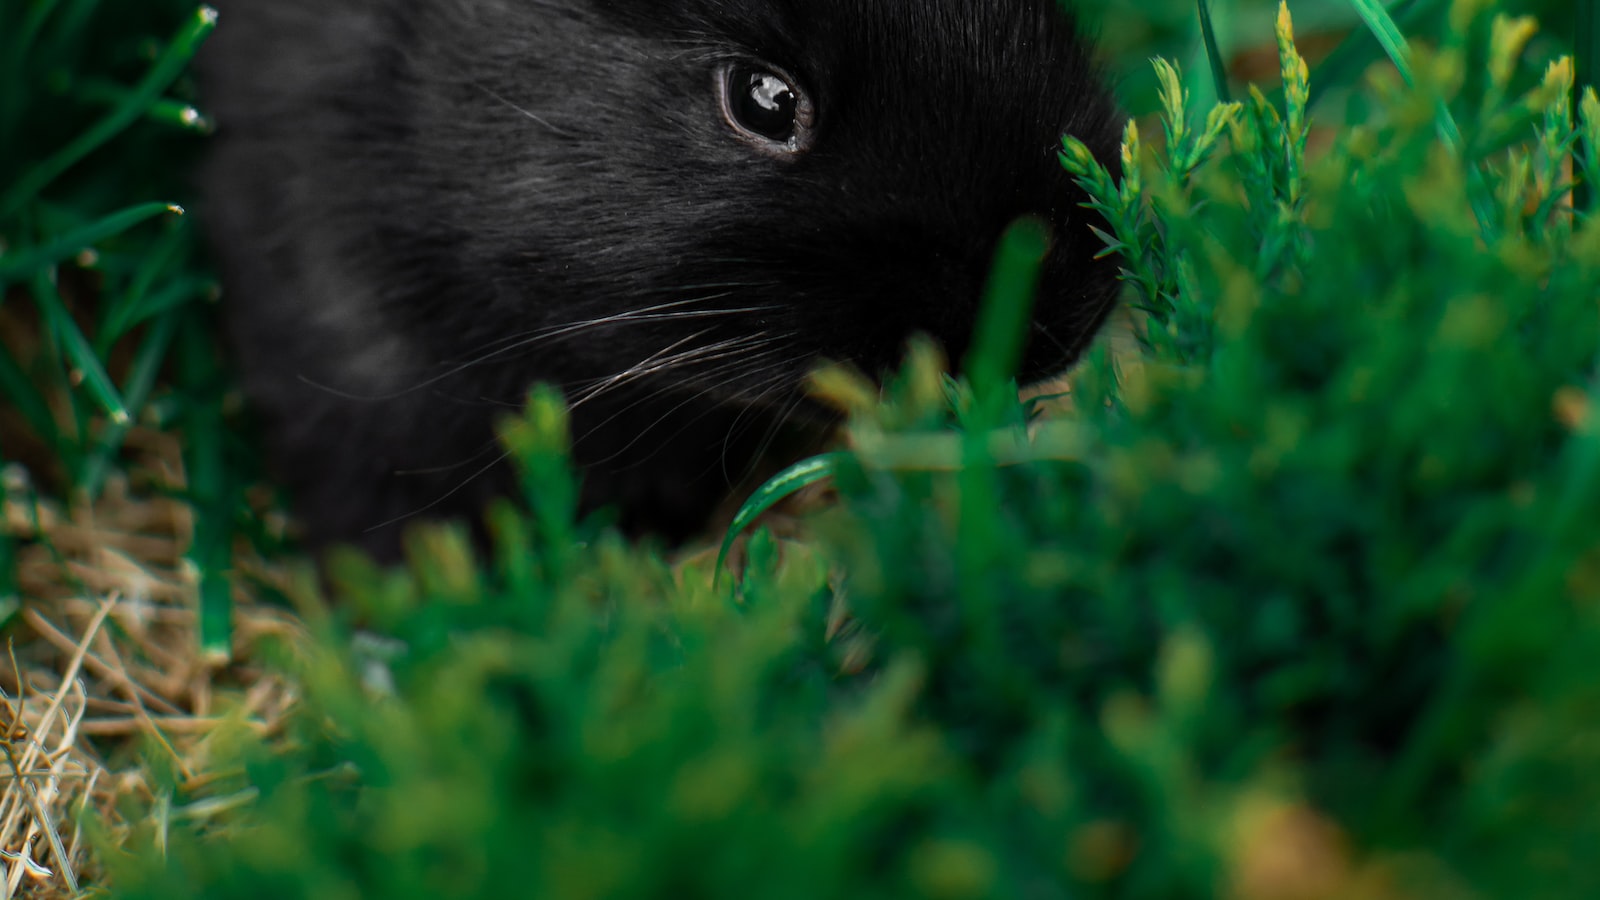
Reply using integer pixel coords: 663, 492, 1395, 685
0, 349, 60, 451
8, 0, 68, 71
177, 312, 234, 662
1303, 0, 1436, 111
32, 268, 130, 429
716, 452, 848, 578
0, 528, 16, 630
962, 216, 1052, 416
1196, 0, 1233, 105
1579, 0, 1598, 210
80, 308, 181, 497
1344, 0, 1497, 238
98, 274, 211, 351
1347, 0, 1417, 85
71, 77, 214, 133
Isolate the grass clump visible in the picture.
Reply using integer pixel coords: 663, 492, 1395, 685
3, 0, 1600, 897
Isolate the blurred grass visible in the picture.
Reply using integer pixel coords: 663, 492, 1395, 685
1579, 0, 1598, 207
1, 0, 1598, 896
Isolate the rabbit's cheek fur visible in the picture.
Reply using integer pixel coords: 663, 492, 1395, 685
199, 0, 1123, 560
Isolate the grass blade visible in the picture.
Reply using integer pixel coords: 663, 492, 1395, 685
72, 78, 213, 134
716, 452, 848, 578
95, 218, 190, 350
0, 5, 216, 220
1342, 0, 1464, 151
1579, 0, 1598, 210
1583, 0, 1599, 101
1196, 0, 1233, 105
80, 309, 181, 497
1344, 0, 1496, 238
962, 215, 1052, 413
177, 313, 234, 661
32, 271, 129, 429
0, 351, 60, 451
9, 0, 67, 70
98, 275, 210, 352
0, 527, 15, 629
1304, 0, 1435, 110
0, 202, 180, 282
1346, 0, 1415, 84
30, 0, 103, 72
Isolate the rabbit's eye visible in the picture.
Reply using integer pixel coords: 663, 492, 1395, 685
719, 62, 814, 155
730, 69, 795, 139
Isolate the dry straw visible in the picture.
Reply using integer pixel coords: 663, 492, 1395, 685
2, 425, 303, 899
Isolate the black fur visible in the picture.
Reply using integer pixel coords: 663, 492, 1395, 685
198, 0, 1124, 561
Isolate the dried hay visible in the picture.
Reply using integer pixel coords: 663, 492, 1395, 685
1, 424, 304, 899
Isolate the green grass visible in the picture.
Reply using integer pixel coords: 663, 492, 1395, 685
3, 0, 1600, 896
1, 0, 248, 657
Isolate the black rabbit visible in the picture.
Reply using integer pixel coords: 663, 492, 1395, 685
197, 0, 1124, 561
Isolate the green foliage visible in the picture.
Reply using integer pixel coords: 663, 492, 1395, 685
90, 3, 1600, 898
1579, 0, 1599, 207
2, 0, 1598, 897
0, 0, 247, 649
1197, 0, 1236, 104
